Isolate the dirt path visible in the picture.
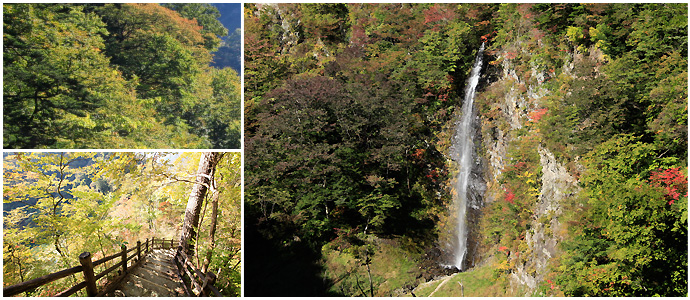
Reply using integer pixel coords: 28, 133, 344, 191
427, 273, 456, 297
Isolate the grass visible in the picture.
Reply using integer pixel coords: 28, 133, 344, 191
407, 276, 445, 297
321, 238, 524, 297
412, 256, 515, 297
321, 237, 421, 296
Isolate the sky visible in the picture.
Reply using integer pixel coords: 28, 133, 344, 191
212, 3, 241, 35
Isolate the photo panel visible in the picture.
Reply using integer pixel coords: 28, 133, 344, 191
3, 3, 241, 150
2, 151, 241, 296
242, 3, 688, 297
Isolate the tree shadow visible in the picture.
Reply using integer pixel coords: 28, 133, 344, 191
244, 220, 342, 297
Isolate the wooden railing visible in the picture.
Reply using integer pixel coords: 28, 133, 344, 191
3, 237, 175, 297
173, 246, 222, 297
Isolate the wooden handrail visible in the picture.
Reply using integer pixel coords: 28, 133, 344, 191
121, 245, 128, 275
150, 237, 174, 250
126, 252, 138, 263
95, 260, 124, 281
54, 281, 88, 297
173, 246, 222, 296
3, 237, 221, 297
92, 251, 121, 266
2, 265, 83, 296
2, 237, 172, 297
201, 272, 221, 297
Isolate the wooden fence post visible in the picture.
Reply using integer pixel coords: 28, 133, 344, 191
145, 238, 149, 253
176, 246, 184, 270
121, 245, 128, 274
79, 252, 97, 297
202, 272, 217, 296
137, 241, 141, 262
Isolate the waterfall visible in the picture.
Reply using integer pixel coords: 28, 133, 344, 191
450, 43, 485, 271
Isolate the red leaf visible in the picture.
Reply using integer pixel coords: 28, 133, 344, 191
504, 188, 515, 204
649, 167, 687, 205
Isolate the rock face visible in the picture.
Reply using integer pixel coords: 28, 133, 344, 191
252, 4, 301, 52
535, 147, 578, 218
482, 54, 544, 184
464, 100, 488, 270
510, 147, 578, 293
479, 48, 579, 295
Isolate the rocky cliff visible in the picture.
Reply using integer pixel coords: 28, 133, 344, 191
477, 45, 581, 295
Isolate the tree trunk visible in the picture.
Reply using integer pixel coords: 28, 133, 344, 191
201, 187, 220, 274
365, 250, 374, 297
178, 152, 223, 256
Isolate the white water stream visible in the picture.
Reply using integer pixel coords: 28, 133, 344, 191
450, 43, 485, 270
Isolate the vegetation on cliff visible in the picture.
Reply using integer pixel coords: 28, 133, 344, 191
477, 3, 687, 297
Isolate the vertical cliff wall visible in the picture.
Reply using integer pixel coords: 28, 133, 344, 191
476, 44, 583, 295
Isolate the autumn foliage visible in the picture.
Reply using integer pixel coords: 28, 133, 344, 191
3, 3, 240, 149
649, 167, 687, 205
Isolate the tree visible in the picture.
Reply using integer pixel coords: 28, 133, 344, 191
178, 152, 225, 255
201, 153, 241, 272
557, 135, 687, 296
243, 3, 288, 104
162, 3, 228, 51
184, 68, 242, 149
3, 3, 242, 149
198, 152, 242, 295
2, 153, 125, 295
92, 3, 240, 149
3, 4, 135, 148
300, 3, 350, 44
97, 4, 208, 99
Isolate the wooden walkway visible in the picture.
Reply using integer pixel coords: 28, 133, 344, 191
107, 249, 185, 297
3, 238, 222, 297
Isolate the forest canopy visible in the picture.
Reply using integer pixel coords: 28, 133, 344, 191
3, 3, 241, 149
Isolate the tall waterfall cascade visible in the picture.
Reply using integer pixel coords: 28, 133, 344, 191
449, 43, 485, 271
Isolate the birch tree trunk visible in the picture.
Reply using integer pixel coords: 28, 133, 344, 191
178, 152, 224, 256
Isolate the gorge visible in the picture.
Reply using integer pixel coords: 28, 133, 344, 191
244, 3, 688, 297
